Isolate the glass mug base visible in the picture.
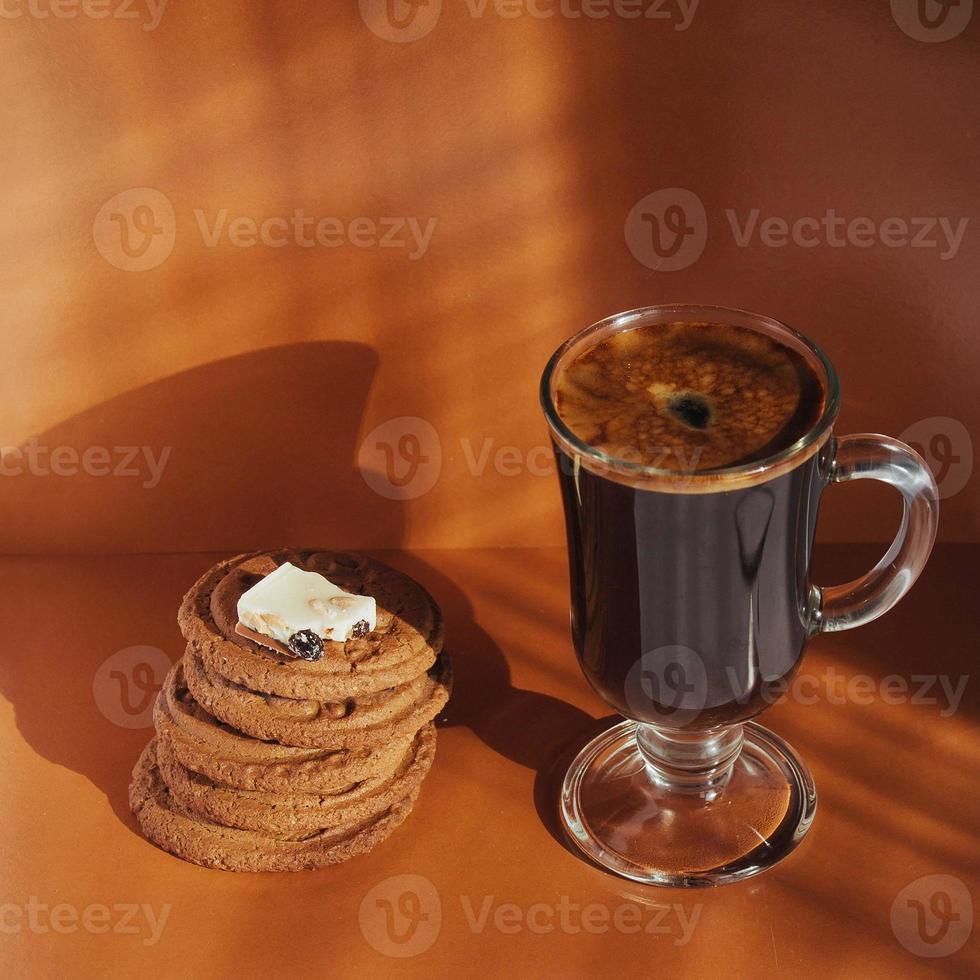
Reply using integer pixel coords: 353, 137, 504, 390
559, 719, 816, 887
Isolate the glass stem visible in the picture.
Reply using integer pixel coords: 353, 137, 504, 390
636, 724, 744, 797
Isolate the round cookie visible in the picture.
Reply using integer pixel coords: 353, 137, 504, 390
178, 551, 443, 699
155, 662, 414, 793
155, 724, 436, 839
129, 740, 421, 872
182, 647, 452, 749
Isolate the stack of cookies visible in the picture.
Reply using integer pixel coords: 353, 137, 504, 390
129, 550, 451, 872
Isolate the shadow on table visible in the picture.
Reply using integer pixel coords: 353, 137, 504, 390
428, 540, 980, 890
376, 550, 602, 857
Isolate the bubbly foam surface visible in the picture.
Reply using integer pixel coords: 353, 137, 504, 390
554, 320, 826, 472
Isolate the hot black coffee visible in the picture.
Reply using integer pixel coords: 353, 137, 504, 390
555, 320, 825, 472
550, 319, 830, 729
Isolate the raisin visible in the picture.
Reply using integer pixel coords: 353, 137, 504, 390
287, 630, 324, 661
349, 620, 371, 639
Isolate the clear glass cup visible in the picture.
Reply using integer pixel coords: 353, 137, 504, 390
541, 305, 939, 886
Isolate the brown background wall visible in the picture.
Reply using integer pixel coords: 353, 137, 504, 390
1, 0, 977, 553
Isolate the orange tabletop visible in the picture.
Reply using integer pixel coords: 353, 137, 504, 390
1, 544, 977, 978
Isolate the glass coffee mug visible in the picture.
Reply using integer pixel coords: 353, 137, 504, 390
540, 305, 939, 886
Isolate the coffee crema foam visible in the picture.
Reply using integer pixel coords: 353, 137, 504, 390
554, 320, 826, 472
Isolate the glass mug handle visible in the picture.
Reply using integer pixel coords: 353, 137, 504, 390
813, 434, 940, 632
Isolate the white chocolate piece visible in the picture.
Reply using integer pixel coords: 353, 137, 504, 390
237, 562, 376, 645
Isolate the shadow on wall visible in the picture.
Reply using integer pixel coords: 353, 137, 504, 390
0, 337, 599, 850
0, 340, 417, 553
